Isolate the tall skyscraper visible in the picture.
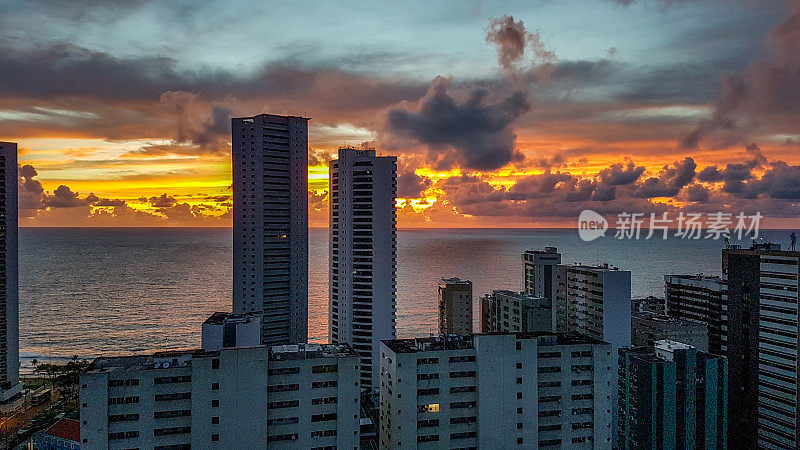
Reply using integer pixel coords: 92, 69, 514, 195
664, 274, 725, 354
618, 340, 727, 449
522, 247, 561, 331
438, 277, 473, 335
231, 114, 309, 346
0, 142, 19, 405
329, 148, 396, 390
723, 243, 800, 449
555, 263, 630, 444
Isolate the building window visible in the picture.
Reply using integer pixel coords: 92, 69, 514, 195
212, 382, 219, 390
212, 359, 220, 369
212, 434, 219, 442
212, 399, 220, 407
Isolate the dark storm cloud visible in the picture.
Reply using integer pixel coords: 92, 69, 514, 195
0, 43, 428, 104
683, 2, 800, 148
634, 157, 696, 198
386, 77, 529, 171
19, 164, 44, 216
597, 160, 646, 186
396, 169, 431, 199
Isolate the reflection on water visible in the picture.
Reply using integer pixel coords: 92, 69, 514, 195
21, 227, 786, 359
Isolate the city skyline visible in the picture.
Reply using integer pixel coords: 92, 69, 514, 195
7, 1, 800, 228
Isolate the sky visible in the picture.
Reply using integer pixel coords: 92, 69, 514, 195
4, 0, 800, 227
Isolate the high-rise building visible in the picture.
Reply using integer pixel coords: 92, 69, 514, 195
379, 332, 614, 449
723, 243, 800, 449
555, 263, 630, 444
329, 148, 397, 391
479, 290, 551, 333
664, 274, 725, 354
438, 278, 473, 335
522, 247, 561, 331
618, 340, 727, 449
631, 311, 709, 352
555, 264, 631, 351
80, 343, 360, 449
231, 114, 309, 346
0, 142, 19, 408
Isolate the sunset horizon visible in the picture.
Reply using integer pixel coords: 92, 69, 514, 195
8, 1, 800, 228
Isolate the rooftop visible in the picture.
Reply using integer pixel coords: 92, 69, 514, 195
665, 273, 722, 282
440, 277, 472, 286
632, 311, 707, 327
523, 246, 559, 255
269, 343, 359, 360
44, 418, 80, 442
203, 311, 262, 325
86, 343, 358, 373
382, 332, 607, 354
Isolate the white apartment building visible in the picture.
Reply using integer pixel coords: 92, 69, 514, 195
555, 264, 631, 351
379, 333, 614, 449
438, 278, 473, 335
480, 290, 552, 333
329, 148, 397, 391
0, 142, 20, 409
232, 114, 309, 345
80, 343, 360, 449
523, 247, 561, 331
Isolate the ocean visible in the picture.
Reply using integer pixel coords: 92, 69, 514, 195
18, 227, 793, 368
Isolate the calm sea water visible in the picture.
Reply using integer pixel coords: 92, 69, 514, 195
18, 227, 794, 365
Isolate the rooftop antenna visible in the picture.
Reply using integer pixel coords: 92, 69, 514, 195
724, 235, 730, 249
791, 232, 797, 251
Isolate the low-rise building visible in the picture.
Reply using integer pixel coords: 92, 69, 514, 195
379, 332, 614, 449
480, 290, 551, 333
631, 295, 665, 314
34, 418, 81, 449
201, 311, 262, 351
80, 343, 360, 449
631, 311, 709, 352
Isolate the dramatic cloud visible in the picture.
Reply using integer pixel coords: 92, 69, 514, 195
486, 15, 556, 72
597, 160, 646, 186
634, 157, 697, 198
683, 2, 800, 148
386, 77, 529, 170
147, 193, 177, 208
396, 169, 431, 199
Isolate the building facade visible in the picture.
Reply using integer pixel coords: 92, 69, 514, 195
480, 290, 551, 333
231, 114, 309, 345
379, 333, 614, 449
631, 311, 709, 352
631, 295, 666, 315
0, 142, 19, 406
723, 244, 800, 449
80, 344, 360, 449
523, 247, 561, 331
201, 311, 262, 351
329, 148, 397, 391
618, 340, 727, 449
438, 278, 473, 335
664, 274, 725, 354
